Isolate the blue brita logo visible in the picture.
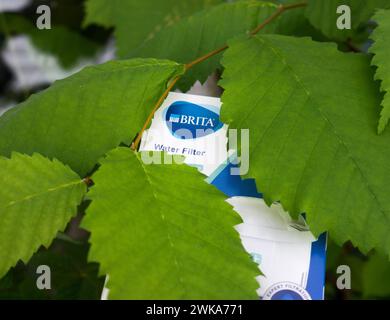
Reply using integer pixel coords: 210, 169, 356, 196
165, 101, 223, 139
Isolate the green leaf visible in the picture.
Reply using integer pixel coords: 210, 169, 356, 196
272, 3, 324, 39
369, 9, 390, 134
0, 13, 100, 68
220, 34, 390, 257
0, 152, 86, 278
82, 148, 259, 299
362, 252, 390, 298
130, 1, 280, 90
0, 59, 184, 176
305, 0, 390, 41
84, 0, 223, 57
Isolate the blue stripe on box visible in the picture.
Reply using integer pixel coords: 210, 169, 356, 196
207, 155, 262, 198
306, 232, 327, 300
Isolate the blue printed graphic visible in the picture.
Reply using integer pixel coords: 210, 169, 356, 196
165, 101, 223, 139
271, 290, 305, 300
169, 114, 181, 123
207, 154, 262, 198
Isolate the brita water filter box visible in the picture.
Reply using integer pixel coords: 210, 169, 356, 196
140, 92, 228, 176
140, 92, 327, 300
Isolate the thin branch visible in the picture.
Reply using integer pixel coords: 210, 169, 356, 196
345, 38, 361, 53
83, 177, 94, 186
131, 75, 181, 150
250, 2, 308, 35
132, 1, 307, 151
185, 45, 228, 71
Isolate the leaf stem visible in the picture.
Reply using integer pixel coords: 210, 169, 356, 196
132, 1, 307, 151
131, 75, 182, 150
250, 2, 307, 35
83, 176, 94, 186
185, 45, 229, 71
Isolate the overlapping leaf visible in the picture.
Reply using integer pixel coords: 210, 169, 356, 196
369, 9, 390, 133
305, 0, 390, 41
84, 0, 223, 57
131, 1, 280, 90
0, 153, 86, 278
0, 59, 184, 176
82, 148, 259, 299
220, 34, 390, 257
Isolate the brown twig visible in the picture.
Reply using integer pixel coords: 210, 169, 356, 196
83, 176, 94, 187
184, 45, 229, 72
131, 75, 182, 150
131, 1, 307, 151
250, 2, 307, 35
345, 38, 361, 53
